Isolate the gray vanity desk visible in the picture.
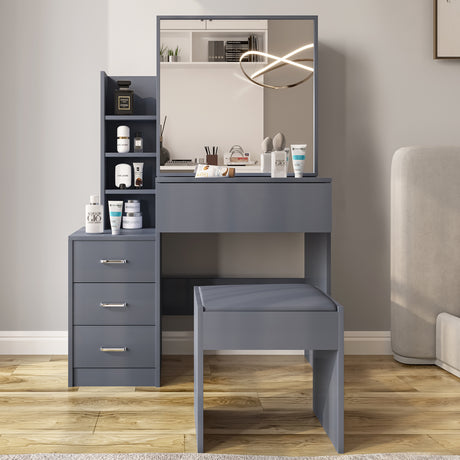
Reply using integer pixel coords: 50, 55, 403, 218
69, 177, 332, 387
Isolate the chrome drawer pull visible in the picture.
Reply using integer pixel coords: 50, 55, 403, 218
100, 347, 127, 352
100, 259, 127, 264
99, 302, 127, 308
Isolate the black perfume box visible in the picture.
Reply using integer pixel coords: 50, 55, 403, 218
114, 80, 134, 114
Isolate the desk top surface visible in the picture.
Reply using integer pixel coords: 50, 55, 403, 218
69, 227, 156, 240
157, 176, 332, 183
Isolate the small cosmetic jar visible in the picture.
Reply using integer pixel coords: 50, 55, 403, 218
125, 200, 140, 213
122, 212, 142, 229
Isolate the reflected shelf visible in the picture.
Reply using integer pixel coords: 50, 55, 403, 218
105, 152, 157, 158
105, 115, 157, 121
105, 189, 157, 195
160, 62, 267, 68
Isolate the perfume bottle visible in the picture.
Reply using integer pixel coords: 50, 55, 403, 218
114, 80, 133, 115
134, 132, 143, 152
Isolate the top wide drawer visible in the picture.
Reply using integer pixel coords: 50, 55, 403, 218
157, 182, 331, 233
73, 241, 155, 282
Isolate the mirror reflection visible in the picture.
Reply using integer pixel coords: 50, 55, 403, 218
159, 17, 316, 175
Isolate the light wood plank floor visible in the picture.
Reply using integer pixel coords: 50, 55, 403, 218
0, 355, 459, 455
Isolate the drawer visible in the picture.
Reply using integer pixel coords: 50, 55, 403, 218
73, 326, 156, 368
73, 368, 157, 386
73, 283, 155, 325
73, 241, 155, 282
157, 182, 332, 232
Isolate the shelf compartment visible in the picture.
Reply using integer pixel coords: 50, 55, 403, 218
105, 122, 156, 153
105, 152, 157, 158
104, 190, 156, 229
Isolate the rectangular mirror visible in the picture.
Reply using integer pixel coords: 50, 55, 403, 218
157, 16, 318, 176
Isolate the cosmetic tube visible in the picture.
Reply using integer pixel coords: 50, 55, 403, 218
133, 162, 144, 188
108, 201, 123, 235
291, 144, 307, 178
195, 164, 235, 178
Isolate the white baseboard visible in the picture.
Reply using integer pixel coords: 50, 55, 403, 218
0, 330, 392, 356
0, 331, 68, 355
162, 330, 392, 355
344, 330, 392, 355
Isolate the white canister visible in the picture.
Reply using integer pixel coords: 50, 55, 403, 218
125, 200, 140, 213
115, 163, 132, 188
117, 125, 130, 153
260, 152, 271, 173
122, 212, 142, 229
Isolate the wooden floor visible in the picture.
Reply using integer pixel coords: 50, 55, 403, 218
0, 355, 459, 455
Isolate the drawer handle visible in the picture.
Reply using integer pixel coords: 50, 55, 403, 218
100, 259, 127, 264
100, 347, 127, 352
99, 302, 127, 308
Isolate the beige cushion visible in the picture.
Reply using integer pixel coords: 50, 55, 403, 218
391, 146, 460, 360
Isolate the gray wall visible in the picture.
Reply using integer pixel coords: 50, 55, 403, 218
0, 0, 107, 330
1, 0, 460, 332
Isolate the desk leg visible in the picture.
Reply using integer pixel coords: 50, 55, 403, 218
194, 294, 204, 453
305, 233, 331, 294
304, 232, 332, 368
312, 306, 344, 453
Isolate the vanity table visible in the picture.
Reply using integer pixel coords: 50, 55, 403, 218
68, 15, 328, 388
68, 177, 331, 387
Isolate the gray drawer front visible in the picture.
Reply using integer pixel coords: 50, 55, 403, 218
73, 368, 157, 386
73, 241, 155, 282
73, 326, 156, 368
157, 182, 331, 232
73, 283, 155, 325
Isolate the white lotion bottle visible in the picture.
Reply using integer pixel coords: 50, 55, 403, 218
85, 195, 104, 233
117, 125, 130, 153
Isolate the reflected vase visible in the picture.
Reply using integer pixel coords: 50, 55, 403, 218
160, 141, 170, 166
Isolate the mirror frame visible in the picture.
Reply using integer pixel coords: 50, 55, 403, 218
156, 15, 318, 177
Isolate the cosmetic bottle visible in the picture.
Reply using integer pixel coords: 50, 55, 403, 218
134, 132, 144, 152
115, 163, 132, 189
114, 80, 133, 115
271, 151, 288, 178
117, 125, 130, 153
85, 195, 104, 233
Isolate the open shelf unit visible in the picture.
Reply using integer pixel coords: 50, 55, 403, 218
160, 19, 267, 64
101, 72, 157, 230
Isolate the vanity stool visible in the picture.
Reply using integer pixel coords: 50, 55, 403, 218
194, 283, 344, 453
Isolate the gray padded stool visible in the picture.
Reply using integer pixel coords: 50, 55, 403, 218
194, 283, 344, 453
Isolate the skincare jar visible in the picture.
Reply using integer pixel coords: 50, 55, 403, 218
122, 212, 143, 229
125, 200, 141, 213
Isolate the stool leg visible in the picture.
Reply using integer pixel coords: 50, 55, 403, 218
194, 299, 204, 453
312, 307, 344, 453
304, 349, 313, 366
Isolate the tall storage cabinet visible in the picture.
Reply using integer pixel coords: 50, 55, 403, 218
101, 72, 157, 229
68, 73, 160, 387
